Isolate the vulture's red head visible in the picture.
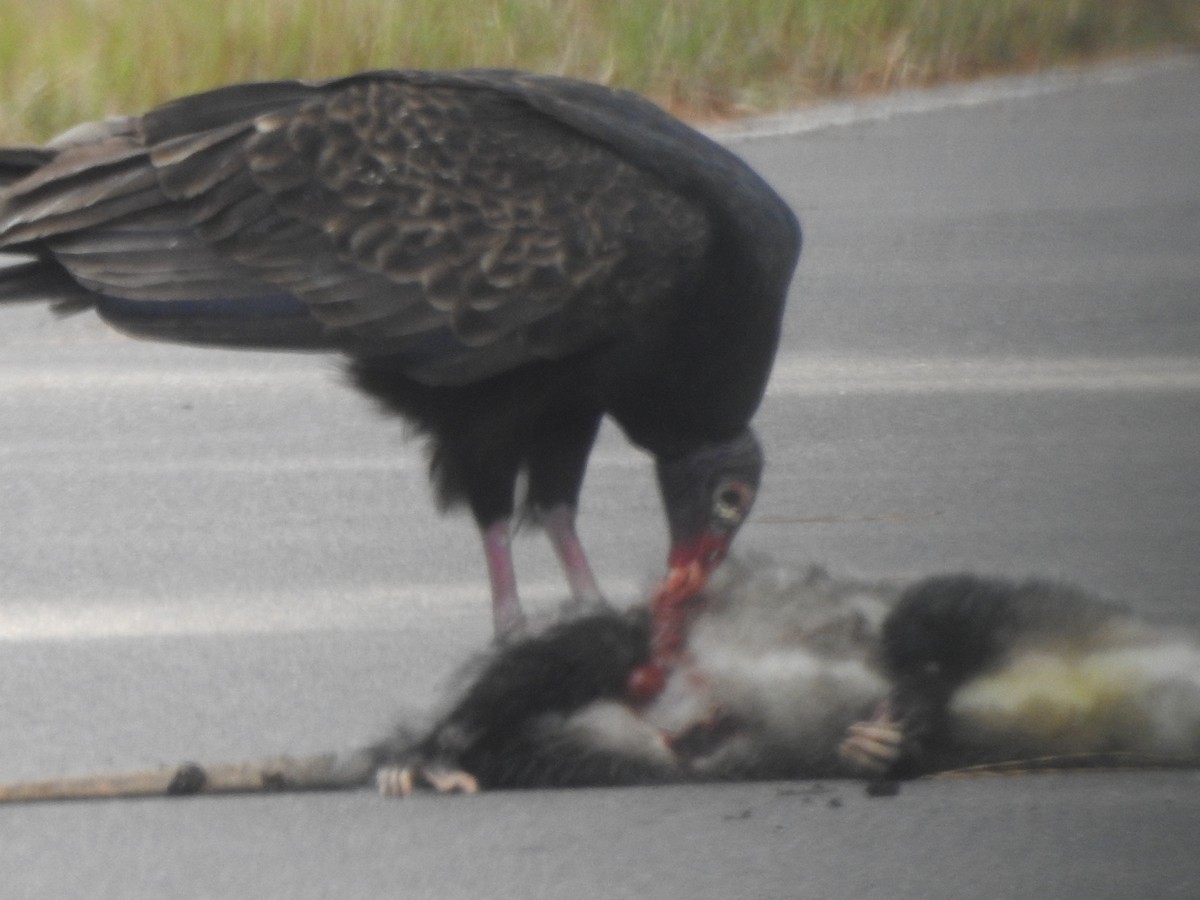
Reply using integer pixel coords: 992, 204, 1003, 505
650, 430, 763, 654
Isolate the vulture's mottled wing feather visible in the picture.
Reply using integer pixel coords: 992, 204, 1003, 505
0, 148, 56, 186
0, 141, 161, 243
0, 72, 716, 384
139, 81, 320, 143
142, 78, 710, 382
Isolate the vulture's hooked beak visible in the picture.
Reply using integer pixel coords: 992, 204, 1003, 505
659, 529, 732, 611
626, 531, 732, 705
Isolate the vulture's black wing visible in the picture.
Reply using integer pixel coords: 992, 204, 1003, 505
0, 70, 736, 386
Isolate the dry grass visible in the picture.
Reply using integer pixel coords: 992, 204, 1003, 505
0, 0, 1196, 140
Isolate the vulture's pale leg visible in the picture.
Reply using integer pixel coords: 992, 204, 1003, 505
541, 504, 605, 611
481, 521, 525, 637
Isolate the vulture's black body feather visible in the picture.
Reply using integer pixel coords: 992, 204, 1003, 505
0, 70, 800, 641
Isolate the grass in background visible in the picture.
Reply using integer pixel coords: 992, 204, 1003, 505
0, 0, 1196, 140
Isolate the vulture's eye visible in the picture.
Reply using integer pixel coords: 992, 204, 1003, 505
712, 481, 754, 529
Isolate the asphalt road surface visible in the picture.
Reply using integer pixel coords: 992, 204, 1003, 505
1, 56, 1198, 899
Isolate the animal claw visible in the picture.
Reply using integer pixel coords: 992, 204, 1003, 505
376, 764, 479, 797
838, 709, 906, 773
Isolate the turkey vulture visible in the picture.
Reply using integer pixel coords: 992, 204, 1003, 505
0, 69, 800, 685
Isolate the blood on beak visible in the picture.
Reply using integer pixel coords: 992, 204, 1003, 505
655, 531, 732, 653
659, 558, 708, 606
625, 533, 732, 705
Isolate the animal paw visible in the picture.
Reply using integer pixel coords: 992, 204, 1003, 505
375, 764, 479, 797
838, 705, 905, 774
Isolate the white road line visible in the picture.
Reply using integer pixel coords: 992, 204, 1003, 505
0, 366, 333, 391
0, 445, 646, 473
0, 580, 642, 642
3, 356, 1197, 396
0, 453, 416, 475
765, 356, 1200, 395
